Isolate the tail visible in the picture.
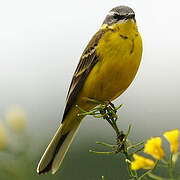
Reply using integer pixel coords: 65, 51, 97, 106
37, 121, 81, 174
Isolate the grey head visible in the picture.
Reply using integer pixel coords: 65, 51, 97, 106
103, 6, 135, 26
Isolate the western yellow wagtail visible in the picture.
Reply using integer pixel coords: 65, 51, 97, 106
37, 5, 143, 174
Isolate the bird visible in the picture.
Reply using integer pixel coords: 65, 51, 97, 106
37, 5, 143, 175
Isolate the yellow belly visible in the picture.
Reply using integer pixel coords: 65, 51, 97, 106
62, 22, 142, 132
77, 29, 142, 109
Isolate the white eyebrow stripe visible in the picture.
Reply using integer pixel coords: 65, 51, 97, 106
108, 11, 135, 17
108, 11, 117, 16
128, 12, 135, 16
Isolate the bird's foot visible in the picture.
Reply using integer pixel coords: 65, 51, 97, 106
104, 100, 117, 113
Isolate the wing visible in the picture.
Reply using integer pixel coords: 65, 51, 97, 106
62, 30, 105, 122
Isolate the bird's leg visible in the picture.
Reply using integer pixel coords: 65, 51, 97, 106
104, 100, 117, 112
99, 107, 114, 127
109, 101, 117, 113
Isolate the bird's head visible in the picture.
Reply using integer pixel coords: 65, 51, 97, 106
101, 6, 137, 33
103, 6, 136, 26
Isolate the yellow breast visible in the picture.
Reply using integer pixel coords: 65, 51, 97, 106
77, 20, 143, 110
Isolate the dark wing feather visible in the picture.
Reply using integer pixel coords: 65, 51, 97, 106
62, 30, 105, 122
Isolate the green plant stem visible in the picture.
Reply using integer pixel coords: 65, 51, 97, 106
148, 173, 163, 180
161, 158, 168, 165
89, 150, 116, 155
129, 147, 144, 156
115, 104, 123, 111
138, 160, 159, 180
123, 143, 138, 180
127, 142, 144, 151
76, 101, 141, 180
112, 121, 120, 136
157, 164, 168, 168
168, 154, 175, 180
96, 141, 117, 149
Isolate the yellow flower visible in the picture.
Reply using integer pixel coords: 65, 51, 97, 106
131, 154, 155, 170
163, 129, 179, 153
6, 107, 26, 132
0, 123, 6, 150
144, 137, 164, 160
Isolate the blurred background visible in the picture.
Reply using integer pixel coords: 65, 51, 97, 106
0, 0, 180, 179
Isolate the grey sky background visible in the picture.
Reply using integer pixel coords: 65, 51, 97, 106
0, 0, 180, 142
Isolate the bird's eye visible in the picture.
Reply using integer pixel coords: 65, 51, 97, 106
113, 14, 125, 20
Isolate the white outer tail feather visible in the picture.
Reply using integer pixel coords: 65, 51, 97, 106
52, 123, 81, 174
37, 122, 81, 174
